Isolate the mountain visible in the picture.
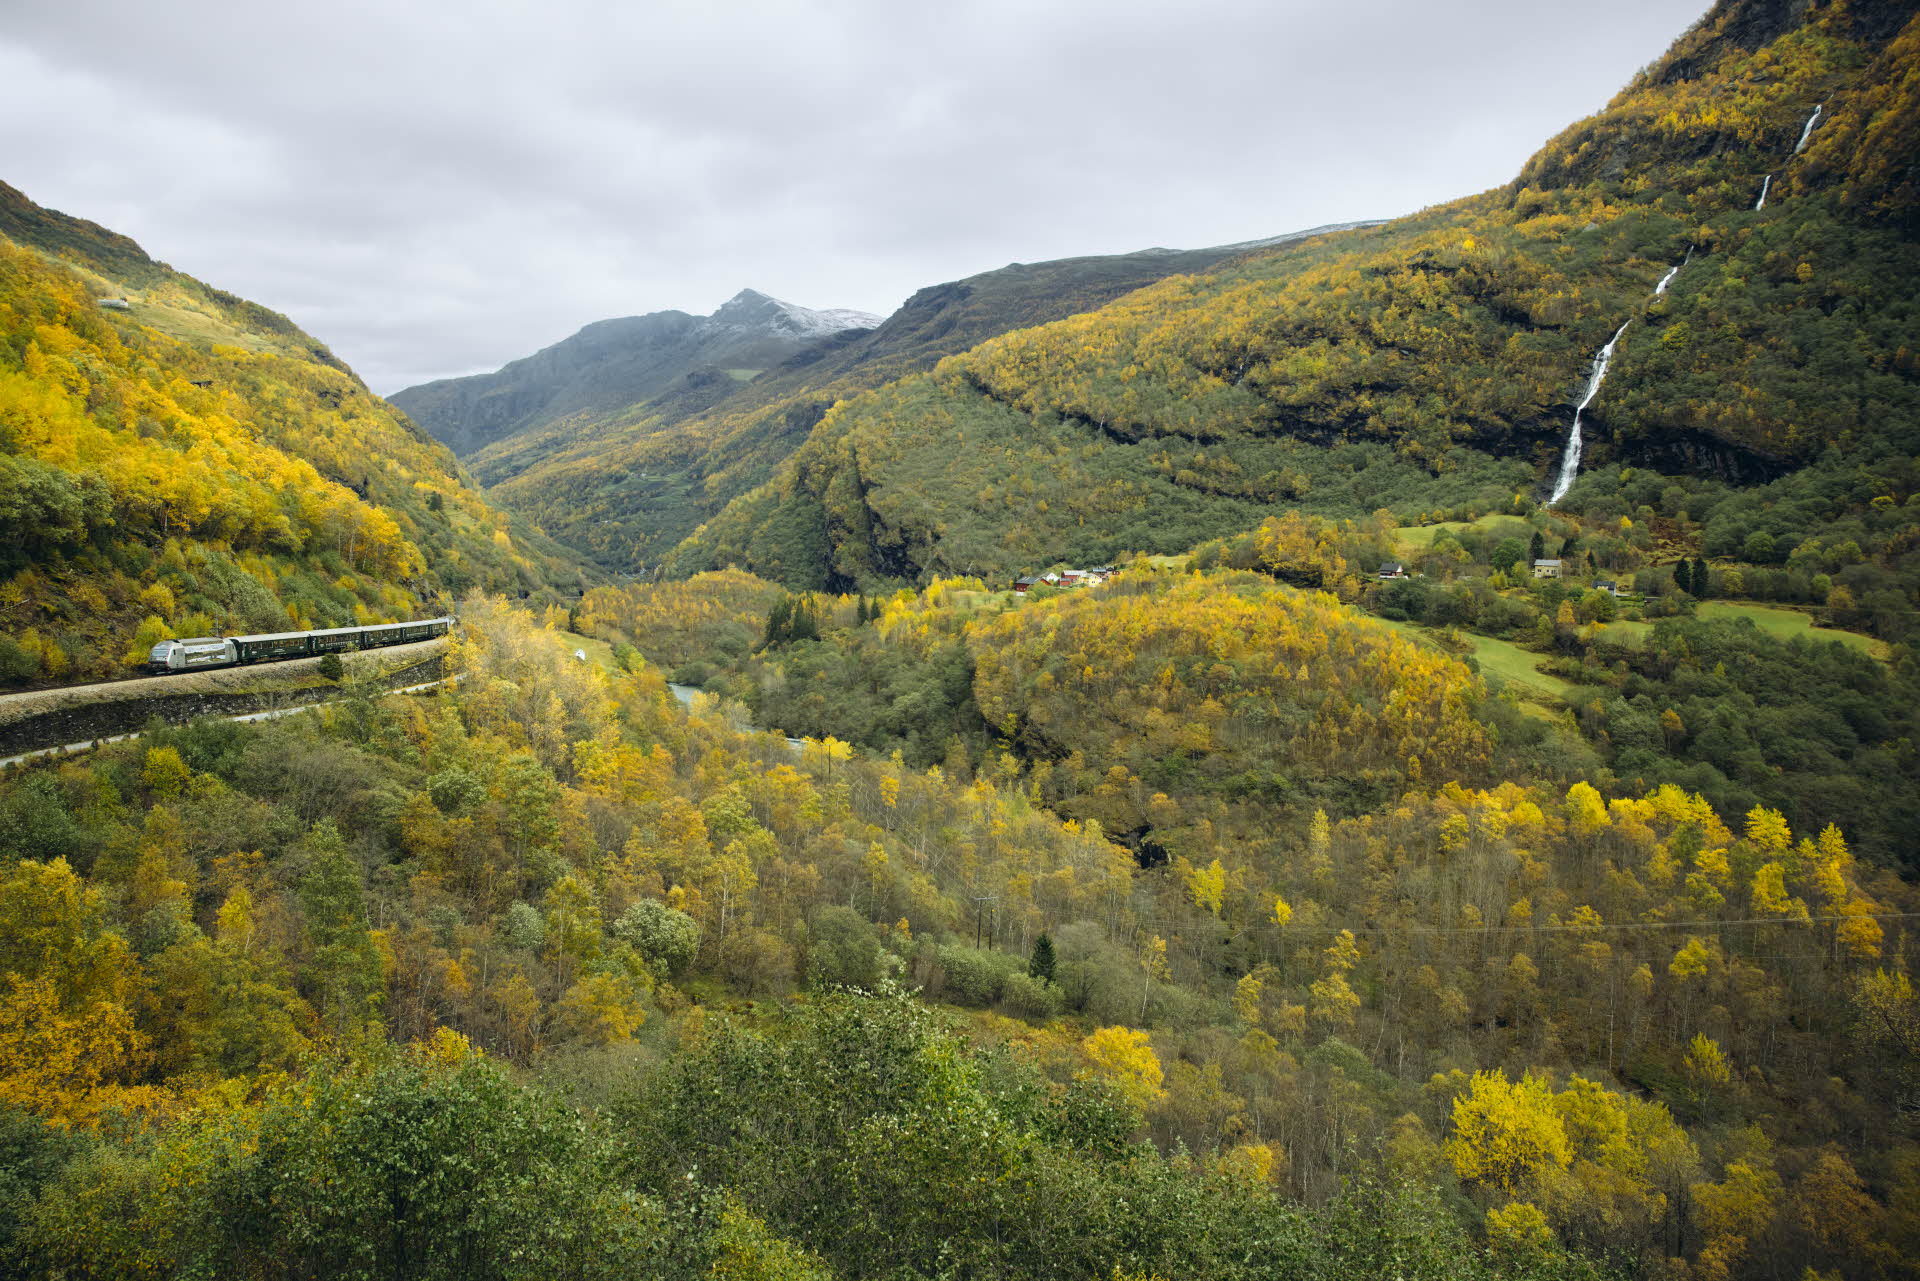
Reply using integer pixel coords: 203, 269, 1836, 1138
0, 180, 589, 684
388, 289, 882, 459
668, 0, 1920, 592
471, 225, 1378, 572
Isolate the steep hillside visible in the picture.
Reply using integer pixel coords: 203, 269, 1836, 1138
388, 289, 882, 459
0, 182, 589, 683
670, 0, 1920, 589
475, 229, 1371, 571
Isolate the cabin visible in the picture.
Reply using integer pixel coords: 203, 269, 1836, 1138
1012, 576, 1039, 594
1378, 561, 1406, 580
1593, 580, 1619, 596
1059, 570, 1083, 586
1532, 559, 1563, 579
98, 298, 130, 311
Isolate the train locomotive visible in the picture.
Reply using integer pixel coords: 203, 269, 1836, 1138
146, 617, 454, 674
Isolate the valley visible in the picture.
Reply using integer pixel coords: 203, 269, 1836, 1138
0, 0, 1916, 1278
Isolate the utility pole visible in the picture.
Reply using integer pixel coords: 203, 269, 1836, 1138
971, 894, 997, 950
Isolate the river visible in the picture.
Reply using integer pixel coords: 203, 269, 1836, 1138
667, 682, 805, 752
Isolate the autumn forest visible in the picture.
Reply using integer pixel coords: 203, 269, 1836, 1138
2, 0, 1919, 1279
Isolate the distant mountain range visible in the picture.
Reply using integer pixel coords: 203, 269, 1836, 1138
388, 289, 883, 458
411, 224, 1381, 571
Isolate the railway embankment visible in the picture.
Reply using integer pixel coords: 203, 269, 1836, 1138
0, 638, 450, 758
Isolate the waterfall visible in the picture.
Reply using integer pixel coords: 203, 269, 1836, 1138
1655, 247, 1691, 297
1543, 100, 1823, 507
1794, 102, 1824, 154
1547, 321, 1632, 506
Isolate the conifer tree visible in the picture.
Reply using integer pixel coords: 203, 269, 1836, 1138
790, 595, 820, 644
762, 595, 793, 649
1028, 932, 1056, 985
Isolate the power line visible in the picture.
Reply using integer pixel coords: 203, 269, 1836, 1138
1274, 910, 1920, 937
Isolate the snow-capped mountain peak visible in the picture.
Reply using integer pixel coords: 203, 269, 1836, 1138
707, 288, 883, 339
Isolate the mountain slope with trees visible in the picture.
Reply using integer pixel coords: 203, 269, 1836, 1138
470, 231, 1370, 571
669, 0, 1920, 590
0, 182, 588, 683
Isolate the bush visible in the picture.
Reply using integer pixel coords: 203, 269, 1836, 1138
611, 899, 701, 979
935, 945, 1018, 1007
997, 971, 1062, 1021
805, 907, 883, 990
502, 901, 546, 952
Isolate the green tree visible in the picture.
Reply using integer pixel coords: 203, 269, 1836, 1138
805, 907, 882, 990
1028, 932, 1057, 985
296, 822, 384, 1032
612, 898, 701, 980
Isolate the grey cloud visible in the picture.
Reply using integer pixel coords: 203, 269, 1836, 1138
1, 0, 1706, 394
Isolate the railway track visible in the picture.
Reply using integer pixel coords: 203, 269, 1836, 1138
0, 677, 452, 769
0, 638, 452, 760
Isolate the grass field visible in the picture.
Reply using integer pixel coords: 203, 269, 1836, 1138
1697, 602, 1886, 657
943, 589, 1016, 611
1371, 617, 1572, 702
1546, 603, 1881, 658
557, 630, 618, 670
124, 300, 280, 354
1597, 619, 1653, 645
1393, 514, 1532, 550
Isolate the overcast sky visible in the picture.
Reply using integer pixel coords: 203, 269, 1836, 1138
3, 0, 1707, 394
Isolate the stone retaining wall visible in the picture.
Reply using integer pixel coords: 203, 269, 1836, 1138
0, 642, 447, 757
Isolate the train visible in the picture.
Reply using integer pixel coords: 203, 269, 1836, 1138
146, 617, 455, 674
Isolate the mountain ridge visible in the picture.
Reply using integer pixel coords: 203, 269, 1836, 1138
0, 181, 589, 684
388, 288, 880, 459
664, 0, 1920, 591
468, 225, 1386, 571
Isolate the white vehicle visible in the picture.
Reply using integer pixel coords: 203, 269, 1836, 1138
147, 637, 239, 672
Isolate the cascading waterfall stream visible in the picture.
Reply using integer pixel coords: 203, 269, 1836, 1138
1546, 101, 1826, 507
1795, 101, 1825, 154
1547, 321, 1632, 506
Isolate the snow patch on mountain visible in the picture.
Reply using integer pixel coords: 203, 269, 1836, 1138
707, 288, 883, 339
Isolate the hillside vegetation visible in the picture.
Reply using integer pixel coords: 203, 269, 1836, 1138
477, 239, 1321, 571
669, 0, 1920, 592
576, 556, 1918, 1278
0, 185, 586, 683
0, 601, 1626, 1280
